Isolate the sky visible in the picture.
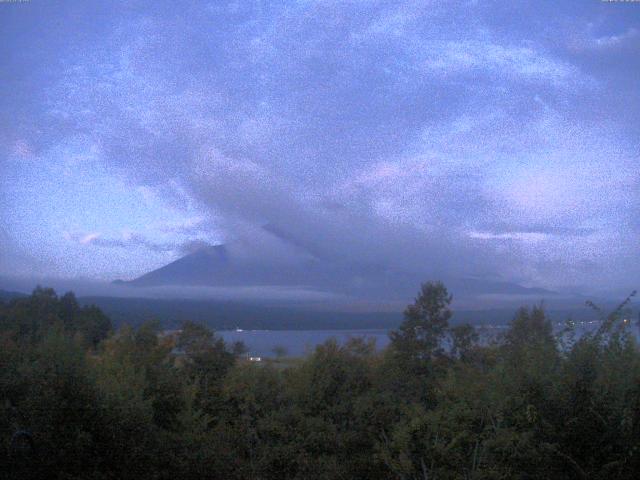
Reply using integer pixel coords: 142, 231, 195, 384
1, 0, 639, 299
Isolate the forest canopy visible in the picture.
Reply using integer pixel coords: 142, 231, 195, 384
1, 283, 639, 479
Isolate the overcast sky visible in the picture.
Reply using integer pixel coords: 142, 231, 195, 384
1, 0, 639, 296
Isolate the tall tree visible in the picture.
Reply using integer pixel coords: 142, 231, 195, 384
390, 281, 452, 368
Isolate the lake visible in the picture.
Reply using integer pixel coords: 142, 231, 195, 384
218, 329, 392, 358
218, 321, 640, 358
217, 326, 508, 358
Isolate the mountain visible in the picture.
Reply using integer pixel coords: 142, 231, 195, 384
110, 223, 565, 305
116, 243, 345, 288
116, 247, 560, 307
119, 245, 231, 287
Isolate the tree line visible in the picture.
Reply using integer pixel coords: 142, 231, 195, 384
1, 283, 639, 479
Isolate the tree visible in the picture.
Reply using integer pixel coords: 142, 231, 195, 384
272, 345, 288, 359
76, 304, 112, 348
504, 305, 555, 351
389, 281, 452, 368
177, 321, 235, 413
232, 340, 248, 357
450, 323, 479, 362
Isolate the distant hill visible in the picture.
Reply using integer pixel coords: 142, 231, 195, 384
0, 289, 27, 301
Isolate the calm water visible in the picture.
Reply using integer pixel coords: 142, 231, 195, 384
218, 322, 640, 358
218, 329, 391, 358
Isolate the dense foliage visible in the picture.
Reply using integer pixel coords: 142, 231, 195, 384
1, 283, 639, 479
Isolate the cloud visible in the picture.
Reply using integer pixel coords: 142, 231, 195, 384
3, 0, 638, 295
158, 216, 208, 235
593, 28, 639, 49
66, 231, 213, 255
79, 233, 101, 245
178, 239, 215, 255
468, 231, 549, 242
421, 40, 584, 87
13, 140, 34, 158
571, 27, 640, 52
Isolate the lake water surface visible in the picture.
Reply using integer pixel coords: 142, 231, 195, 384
218, 322, 639, 358
218, 329, 391, 357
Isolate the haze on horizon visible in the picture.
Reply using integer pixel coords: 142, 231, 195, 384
1, 1, 639, 304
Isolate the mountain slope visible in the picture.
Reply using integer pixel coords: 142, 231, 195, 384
117, 247, 560, 305
121, 245, 230, 287
114, 224, 561, 302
